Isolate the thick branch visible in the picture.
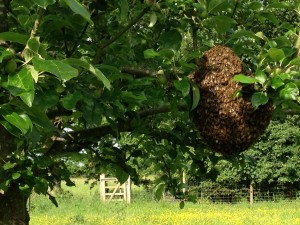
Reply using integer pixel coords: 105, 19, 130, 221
46, 105, 73, 119
63, 104, 188, 142
0, 0, 10, 32
92, 7, 150, 64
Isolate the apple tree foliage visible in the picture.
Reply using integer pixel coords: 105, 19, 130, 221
0, 0, 299, 220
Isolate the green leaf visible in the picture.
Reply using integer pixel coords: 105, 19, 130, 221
174, 78, 190, 97
33, 90, 59, 111
158, 49, 175, 59
251, 92, 269, 108
3, 162, 17, 170
268, 48, 285, 62
4, 68, 35, 107
48, 194, 59, 207
255, 70, 267, 85
119, 0, 129, 21
0, 120, 20, 137
233, 74, 258, 84
61, 91, 82, 110
0, 50, 14, 63
258, 12, 279, 25
12, 172, 21, 180
144, 49, 159, 59
115, 166, 129, 184
63, 58, 111, 89
35, 0, 56, 9
271, 77, 284, 90
89, 64, 111, 90
19, 184, 31, 195
228, 30, 260, 42
0, 32, 29, 45
267, 2, 291, 9
278, 73, 290, 81
121, 91, 147, 104
27, 65, 39, 83
208, 0, 230, 13
248, 2, 262, 10
179, 200, 185, 209
289, 57, 300, 66
3, 112, 33, 135
280, 83, 299, 100
10, 98, 56, 132
205, 16, 236, 34
33, 57, 78, 81
22, 37, 47, 62
154, 182, 165, 201
63, 0, 93, 24
255, 32, 268, 41
159, 30, 182, 51
148, 12, 157, 28
34, 177, 49, 194
191, 82, 200, 110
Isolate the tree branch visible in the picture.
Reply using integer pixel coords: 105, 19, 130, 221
121, 67, 156, 77
67, 22, 89, 58
0, 0, 10, 33
66, 103, 188, 141
231, 0, 239, 18
45, 103, 189, 156
46, 105, 73, 119
192, 27, 198, 52
92, 7, 150, 64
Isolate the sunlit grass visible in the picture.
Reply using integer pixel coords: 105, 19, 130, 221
29, 178, 300, 225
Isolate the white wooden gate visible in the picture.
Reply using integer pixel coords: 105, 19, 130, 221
99, 174, 131, 203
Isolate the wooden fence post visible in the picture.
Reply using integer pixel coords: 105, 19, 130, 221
125, 176, 131, 204
250, 183, 254, 206
182, 172, 186, 194
100, 174, 106, 201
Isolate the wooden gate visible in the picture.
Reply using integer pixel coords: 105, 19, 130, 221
99, 174, 131, 203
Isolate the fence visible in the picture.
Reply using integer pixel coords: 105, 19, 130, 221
187, 182, 299, 204
138, 182, 300, 204
99, 174, 131, 203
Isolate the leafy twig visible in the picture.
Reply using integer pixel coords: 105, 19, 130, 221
30, 8, 45, 39
92, 7, 150, 64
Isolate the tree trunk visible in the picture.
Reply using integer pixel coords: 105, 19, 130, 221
0, 184, 30, 225
0, 125, 30, 225
0, 0, 10, 33
0, 1, 30, 224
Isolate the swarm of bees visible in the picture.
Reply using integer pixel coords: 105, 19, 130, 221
191, 45, 272, 155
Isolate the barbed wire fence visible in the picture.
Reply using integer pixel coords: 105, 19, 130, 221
133, 180, 300, 204
188, 182, 299, 204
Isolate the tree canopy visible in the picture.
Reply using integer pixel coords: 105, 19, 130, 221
0, 0, 300, 224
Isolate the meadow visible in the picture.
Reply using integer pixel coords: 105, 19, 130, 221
29, 179, 300, 225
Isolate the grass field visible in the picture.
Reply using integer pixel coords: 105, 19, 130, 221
29, 178, 300, 225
